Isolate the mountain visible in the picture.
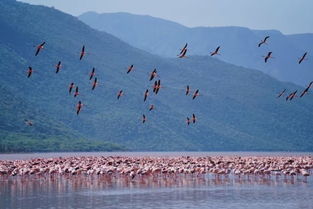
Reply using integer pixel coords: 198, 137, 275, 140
79, 12, 313, 86
0, 0, 313, 151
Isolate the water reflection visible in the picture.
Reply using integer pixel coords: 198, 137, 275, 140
1, 174, 312, 209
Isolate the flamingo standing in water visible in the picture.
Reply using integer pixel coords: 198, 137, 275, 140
35, 42, 45, 56
258, 36, 270, 47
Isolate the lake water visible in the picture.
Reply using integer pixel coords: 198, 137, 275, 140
0, 152, 313, 209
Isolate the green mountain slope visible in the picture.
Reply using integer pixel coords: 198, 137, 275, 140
0, 0, 312, 151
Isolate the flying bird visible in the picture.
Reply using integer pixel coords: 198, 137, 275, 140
117, 90, 123, 100
35, 41, 45, 56
155, 80, 161, 94
89, 68, 95, 80
186, 117, 190, 126
92, 77, 98, 90
74, 86, 79, 97
192, 114, 196, 124
149, 69, 157, 81
264, 52, 273, 63
286, 90, 297, 101
149, 105, 154, 111
69, 82, 75, 94
55, 61, 62, 74
298, 52, 308, 64
76, 101, 83, 115
258, 36, 270, 47
142, 114, 146, 123
300, 81, 313, 97
277, 89, 286, 98
178, 48, 187, 58
144, 89, 149, 102
210, 46, 220, 56
80, 45, 85, 60
192, 89, 199, 100
185, 85, 190, 96
153, 81, 158, 93
27, 67, 33, 78
126, 65, 134, 74
179, 43, 188, 55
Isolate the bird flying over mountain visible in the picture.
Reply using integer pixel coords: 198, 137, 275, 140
55, 61, 62, 74
300, 81, 313, 97
210, 46, 221, 56
258, 36, 270, 47
126, 65, 134, 74
298, 52, 308, 64
80, 45, 85, 60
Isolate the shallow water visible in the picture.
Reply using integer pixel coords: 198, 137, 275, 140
0, 175, 312, 209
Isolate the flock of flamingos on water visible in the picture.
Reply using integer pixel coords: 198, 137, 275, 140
24, 36, 312, 127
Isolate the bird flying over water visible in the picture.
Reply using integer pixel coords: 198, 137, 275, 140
80, 45, 85, 60
258, 36, 270, 47
300, 81, 313, 97
89, 68, 95, 80
210, 46, 220, 56
298, 52, 308, 64
289, 90, 297, 101
192, 89, 199, 100
35, 42, 45, 56
55, 61, 61, 73
126, 65, 134, 74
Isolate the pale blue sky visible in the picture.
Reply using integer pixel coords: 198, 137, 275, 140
19, 0, 313, 34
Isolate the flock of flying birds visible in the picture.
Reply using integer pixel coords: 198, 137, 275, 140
25, 35, 311, 126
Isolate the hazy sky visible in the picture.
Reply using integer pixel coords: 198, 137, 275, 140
19, 0, 313, 34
